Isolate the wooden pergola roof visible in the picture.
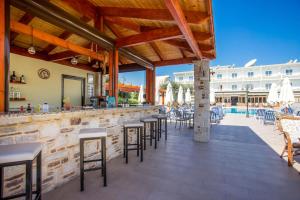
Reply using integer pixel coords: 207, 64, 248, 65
9, 0, 216, 71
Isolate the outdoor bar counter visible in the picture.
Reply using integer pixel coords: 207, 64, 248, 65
0, 106, 158, 196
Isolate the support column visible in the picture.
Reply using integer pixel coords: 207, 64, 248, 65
0, 0, 9, 112
113, 48, 119, 106
193, 60, 210, 142
108, 49, 119, 106
146, 68, 155, 105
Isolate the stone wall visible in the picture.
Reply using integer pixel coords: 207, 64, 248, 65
194, 60, 211, 142
0, 106, 158, 197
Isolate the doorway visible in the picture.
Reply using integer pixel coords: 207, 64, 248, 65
231, 96, 238, 106
61, 75, 85, 107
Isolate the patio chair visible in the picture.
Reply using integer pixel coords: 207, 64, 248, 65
174, 110, 186, 129
256, 109, 265, 120
263, 110, 275, 125
296, 111, 300, 116
210, 110, 219, 123
278, 116, 300, 166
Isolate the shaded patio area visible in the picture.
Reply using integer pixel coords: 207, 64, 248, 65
43, 115, 300, 200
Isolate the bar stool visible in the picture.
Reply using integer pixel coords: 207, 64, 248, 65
140, 118, 158, 149
153, 114, 168, 141
79, 128, 107, 191
0, 143, 42, 200
123, 122, 144, 163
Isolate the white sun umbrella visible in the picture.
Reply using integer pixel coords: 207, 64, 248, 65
138, 85, 144, 104
177, 85, 184, 105
165, 82, 174, 105
210, 89, 216, 104
279, 77, 295, 105
267, 83, 279, 105
185, 88, 191, 104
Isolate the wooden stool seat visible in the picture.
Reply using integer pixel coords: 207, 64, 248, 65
79, 128, 107, 138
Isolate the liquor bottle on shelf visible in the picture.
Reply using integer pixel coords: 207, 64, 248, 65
42, 103, 49, 113
10, 71, 17, 82
26, 104, 32, 113
20, 75, 26, 83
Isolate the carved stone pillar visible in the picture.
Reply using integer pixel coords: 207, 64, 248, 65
193, 60, 210, 142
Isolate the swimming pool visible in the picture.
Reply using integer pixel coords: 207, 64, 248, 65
223, 107, 257, 115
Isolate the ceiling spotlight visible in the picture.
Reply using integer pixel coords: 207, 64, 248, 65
71, 57, 78, 65
27, 46, 36, 55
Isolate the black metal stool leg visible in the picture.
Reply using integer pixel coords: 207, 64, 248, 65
102, 137, 107, 187
143, 124, 146, 150
0, 166, 3, 199
150, 123, 153, 146
165, 118, 168, 140
123, 126, 126, 158
137, 128, 140, 157
36, 152, 42, 200
140, 127, 143, 162
80, 139, 84, 191
154, 122, 158, 149
125, 128, 129, 164
26, 160, 33, 200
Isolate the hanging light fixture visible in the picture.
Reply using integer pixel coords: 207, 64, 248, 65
28, 26, 36, 55
92, 44, 99, 68
71, 57, 78, 65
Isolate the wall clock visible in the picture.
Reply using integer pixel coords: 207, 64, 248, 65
38, 68, 50, 79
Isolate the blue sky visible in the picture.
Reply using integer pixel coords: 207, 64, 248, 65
119, 0, 300, 86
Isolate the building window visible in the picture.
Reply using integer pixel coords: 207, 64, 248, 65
248, 72, 254, 77
265, 70, 272, 76
217, 74, 222, 79
265, 83, 271, 90
232, 73, 237, 78
178, 77, 183, 81
232, 85, 237, 90
189, 76, 194, 81
286, 69, 293, 75
87, 73, 95, 97
246, 84, 254, 90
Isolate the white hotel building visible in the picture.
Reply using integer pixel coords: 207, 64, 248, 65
173, 60, 300, 106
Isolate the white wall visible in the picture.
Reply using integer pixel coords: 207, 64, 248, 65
9, 53, 95, 109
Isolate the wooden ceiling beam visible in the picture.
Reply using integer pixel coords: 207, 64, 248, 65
164, 39, 214, 52
10, 45, 97, 72
104, 17, 140, 33
10, 20, 104, 61
149, 42, 163, 61
10, 13, 34, 41
61, 0, 96, 20
98, 7, 208, 24
154, 57, 196, 67
164, 0, 202, 59
48, 50, 78, 61
116, 26, 182, 48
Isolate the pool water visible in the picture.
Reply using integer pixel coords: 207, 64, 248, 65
223, 107, 257, 115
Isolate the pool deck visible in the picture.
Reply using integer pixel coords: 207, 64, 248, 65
43, 114, 300, 200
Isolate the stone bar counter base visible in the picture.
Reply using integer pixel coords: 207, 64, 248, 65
0, 106, 158, 197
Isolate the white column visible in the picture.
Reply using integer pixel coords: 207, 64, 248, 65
193, 60, 210, 142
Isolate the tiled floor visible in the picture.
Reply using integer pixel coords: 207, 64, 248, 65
44, 115, 300, 200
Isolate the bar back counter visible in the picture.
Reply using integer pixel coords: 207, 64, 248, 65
0, 106, 158, 196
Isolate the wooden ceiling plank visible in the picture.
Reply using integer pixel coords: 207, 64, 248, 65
10, 20, 104, 61
154, 57, 196, 67
104, 17, 140, 33
150, 42, 163, 61
164, 0, 202, 59
61, 0, 96, 20
98, 7, 208, 24
116, 26, 182, 48
10, 13, 34, 41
